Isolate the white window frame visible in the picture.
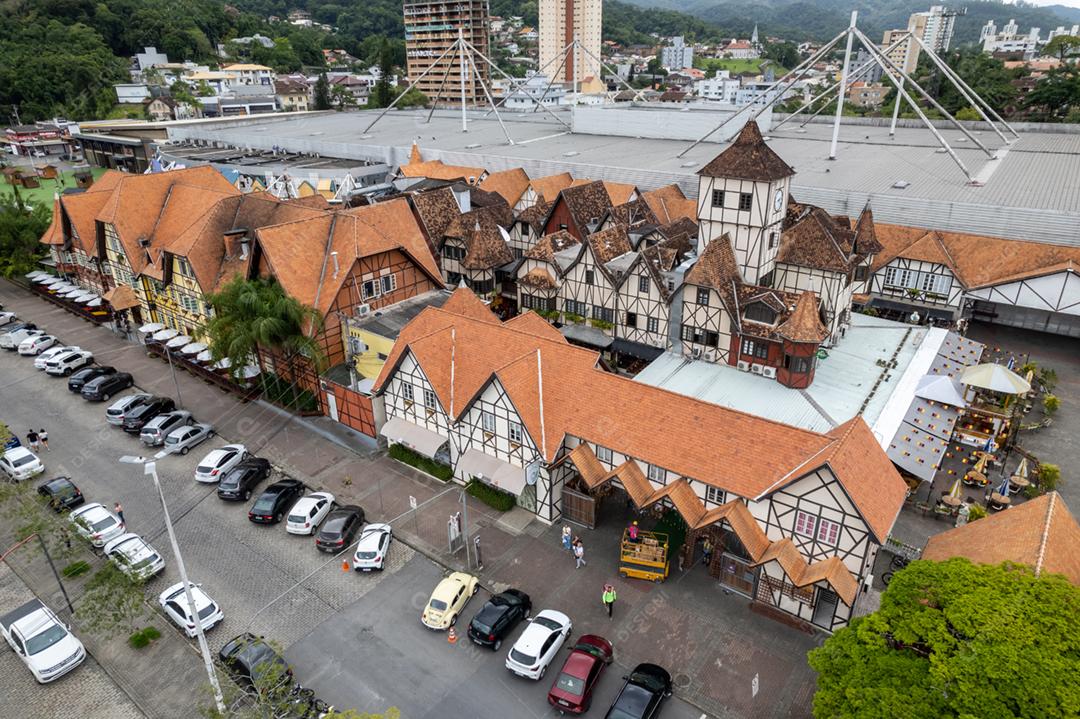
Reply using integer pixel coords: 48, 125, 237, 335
381, 274, 397, 295
508, 422, 523, 445
646, 316, 659, 334
596, 445, 612, 464
705, 485, 723, 504
481, 411, 495, 433
647, 463, 665, 483
817, 518, 840, 546
422, 388, 436, 409
402, 383, 414, 402
362, 279, 382, 300
794, 510, 817, 538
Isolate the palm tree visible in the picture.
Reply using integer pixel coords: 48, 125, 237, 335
204, 276, 325, 391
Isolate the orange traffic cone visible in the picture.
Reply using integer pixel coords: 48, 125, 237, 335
341, 559, 350, 572
447, 627, 458, 644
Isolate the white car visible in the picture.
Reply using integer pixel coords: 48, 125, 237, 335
17, 334, 56, 355
0, 599, 85, 683
69, 503, 125, 547
352, 523, 393, 571
45, 349, 93, 376
1, 327, 44, 350
0, 311, 15, 325
158, 582, 223, 638
35, 345, 79, 370
505, 609, 572, 680
104, 533, 165, 581
105, 393, 151, 426
285, 491, 335, 535
0, 447, 44, 481
194, 444, 248, 483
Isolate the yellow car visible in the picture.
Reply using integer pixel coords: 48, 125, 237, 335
421, 571, 480, 630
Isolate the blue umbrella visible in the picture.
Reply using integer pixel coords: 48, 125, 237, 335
997, 474, 1011, 497
1006, 355, 1016, 370
982, 436, 997, 454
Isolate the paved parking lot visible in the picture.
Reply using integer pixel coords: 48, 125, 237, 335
0, 329, 711, 718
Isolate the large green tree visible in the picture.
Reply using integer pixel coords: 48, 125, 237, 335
0, 194, 50, 278
808, 559, 1080, 719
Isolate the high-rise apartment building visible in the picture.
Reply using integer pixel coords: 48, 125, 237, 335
404, 0, 490, 104
881, 28, 920, 74
881, 6, 957, 75
538, 0, 604, 93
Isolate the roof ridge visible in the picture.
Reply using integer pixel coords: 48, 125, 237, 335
1035, 491, 1057, 577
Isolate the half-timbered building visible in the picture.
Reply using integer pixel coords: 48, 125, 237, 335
541, 180, 614, 240
373, 288, 908, 631
557, 224, 634, 334
614, 236, 694, 352
516, 172, 574, 212
515, 230, 581, 316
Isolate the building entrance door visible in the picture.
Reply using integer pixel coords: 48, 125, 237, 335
718, 554, 756, 596
812, 588, 838, 628
561, 486, 597, 528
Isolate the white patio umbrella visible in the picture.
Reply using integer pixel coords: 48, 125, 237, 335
73, 292, 94, 303
34, 273, 56, 283
44, 278, 67, 288
139, 322, 164, 333
152, 328, 179, 341
195, 349, 213, 363
25, 271, 46, 280
958, 363, 1031, 395
212, 357, 233, 370
166, 335, 192, 349
86, 298, 103, 308
61, 288, 83, 298
239, 365, 261, 379
180, 342, 206, 355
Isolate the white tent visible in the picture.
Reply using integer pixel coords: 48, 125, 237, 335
958, 363, 1031, 395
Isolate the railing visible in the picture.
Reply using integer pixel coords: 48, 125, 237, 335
143, 341, 261, 401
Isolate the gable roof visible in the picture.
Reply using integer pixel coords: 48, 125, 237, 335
641, 184, 697, 225
400, 158, 486, 184
504, 311, 567, 342
684, 234, 742, 309
516, 199, 551, 234
601, 181, 638, 206
553, 180, 614, 234
57, 170, 126, 254
778, 205, 856, 273
39, 200, 64, 246
605, 198, 658, 229
528, 173, 574, 203
254, 198, 443, 319
410, 186, 462, 244
479, 168, 530, 206
374, 296, 906, 543
851, 204, 883, 257
441, 286, 500, 323
922, 492, 1080, 584
698, 120, 795, 182
447, 215, 514, 271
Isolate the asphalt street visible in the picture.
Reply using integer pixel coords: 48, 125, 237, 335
0, 329, 712, 718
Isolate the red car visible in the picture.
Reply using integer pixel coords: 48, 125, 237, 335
547, 634, 614, 713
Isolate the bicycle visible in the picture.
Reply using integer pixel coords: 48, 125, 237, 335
881, 554, 910, 586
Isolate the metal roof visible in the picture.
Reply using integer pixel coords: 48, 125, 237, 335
163, 107, 1080, 246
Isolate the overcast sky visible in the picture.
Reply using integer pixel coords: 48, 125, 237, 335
1010, 0, 1080, 10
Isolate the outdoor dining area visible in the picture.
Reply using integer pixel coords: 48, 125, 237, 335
25, 271, 111, 323
138, 323, 263, 397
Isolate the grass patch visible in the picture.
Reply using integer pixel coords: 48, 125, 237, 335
389, 443, 453, 481
128, 626, 162, 649
466, 479, 516, 512
61, 560, 92, 578
0, 167, 108, 208
693, 57, 784, 76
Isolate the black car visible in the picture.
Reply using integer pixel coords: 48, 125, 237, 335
67, 365, 116, 393
605, 663, 672, 719
313, 505, 365, 553
37, 476, 85, 512
122, 396, 175, 433
467, 588, 531, 650
217, 458, 272, 501
248, 479, 304, 524
82, 372, 135, 402
218, 633, 293, 692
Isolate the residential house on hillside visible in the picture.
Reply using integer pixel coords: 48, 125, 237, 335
275, 78, 310, 112
372, 289, 909, 631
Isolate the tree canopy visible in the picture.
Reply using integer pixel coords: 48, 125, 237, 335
0, 194, 50, 279
808, 558, 1080, 719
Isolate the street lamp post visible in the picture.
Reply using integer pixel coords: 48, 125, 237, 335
120, 455, 225, 714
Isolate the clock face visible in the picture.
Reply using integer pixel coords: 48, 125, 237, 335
774, 189, 784, 212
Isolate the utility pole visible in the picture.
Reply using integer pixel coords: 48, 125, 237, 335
120, 456, 225, 715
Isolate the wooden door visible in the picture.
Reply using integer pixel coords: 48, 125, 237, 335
561, 486, 597, 529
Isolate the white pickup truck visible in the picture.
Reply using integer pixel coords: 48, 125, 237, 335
0, 599, 85, 683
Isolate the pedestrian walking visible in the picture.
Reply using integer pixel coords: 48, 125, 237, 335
38, 428, 49, 452
574, 540, 586, 569
561, 526, 572, 552
26, 429, 39, 453
114, 502, 125, 526
602, 584, 617, 619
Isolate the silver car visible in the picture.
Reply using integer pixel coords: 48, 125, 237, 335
139, 411, 193, 446
161, 423, 213, 456
105, 393, 151, 426
69, 503, 125, 547
103, 533, 165, 581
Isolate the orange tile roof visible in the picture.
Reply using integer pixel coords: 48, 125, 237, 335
641, 184, 697, 224
374, 293, 906, 540
922, 492, 1080, 584
601, 181, 638, 206
400, 159, 486, 184
39, 200, 64, 245
57, 170, 126, 255
528, 173, 574, 203
504, 311, 566, 342
479, 168, 530, 206
254, 198, 443, 320
872, 223, 1080, 290
441, 286, 500, 324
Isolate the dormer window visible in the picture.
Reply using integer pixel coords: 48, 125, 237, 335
743, 302, 777, 324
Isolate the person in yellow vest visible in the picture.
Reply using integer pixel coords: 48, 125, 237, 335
602, 584, 617, 619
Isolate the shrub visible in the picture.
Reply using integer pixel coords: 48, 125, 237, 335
535, 309, 559, 321
590, 318, 614, 330
1038, 463, 1061, 493
1039, 367, 1058, 393
1024, 485, 1041, 500
62, 560, 91, 578
128, 626, 162, 650
967, 503, 988, 522
466, 479, 516, 512
388, 443, 453, 481
1043, 394, 1060, 416
563, 313, 584, 325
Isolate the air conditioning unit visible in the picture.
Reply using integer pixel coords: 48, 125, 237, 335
691, 347, 702, 360
703, 350, 716, 362
750, 364, 764, 375
762, 366, 777, 379
355, 303, 371, 317
737, 360, 751, 372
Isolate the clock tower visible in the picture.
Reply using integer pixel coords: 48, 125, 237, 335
695, 120, 795, 285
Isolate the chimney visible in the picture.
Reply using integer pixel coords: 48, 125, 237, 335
452, 185, 471, 214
